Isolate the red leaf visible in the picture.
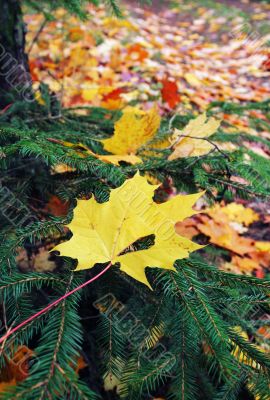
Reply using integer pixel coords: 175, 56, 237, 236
255, 268, 265, 279
161, 79, 180, 109
102, 87, 127, 102
46, 195, 69, 217
262, 54, 270, 71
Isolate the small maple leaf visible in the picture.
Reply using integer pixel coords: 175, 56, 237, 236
207, 203, 259, 227
53, 173, 202, 288
101, 106, 161, 160
197, 215, 255, 256
161, 78, 181, 109
168, 113, 221, 160
126, 43, 148, 62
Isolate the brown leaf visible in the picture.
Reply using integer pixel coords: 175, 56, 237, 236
0, 346, 34, 391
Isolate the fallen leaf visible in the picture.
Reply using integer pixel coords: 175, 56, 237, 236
49, 139, 141, 166
82, 87, 100, 102
51, 163, 76, 174
104, 373, 121, 392
231, 327, 264, 369
175, 218, 199, 239
74, 356, 87, 374
161, 78, 180, 108
255, 241, 270, 252
26, 3, 270, 112
46, 195, 70, 217
101, 87, 128, 110
184, 73, 201, 87
207, 203, 259, 227
102, 106, 161, 159
197, 215, 255, 256
249, 249, 270, 269
53, 173, 202, 288
224, 256, 260, 275
33, 249, 56, 272
126, 43, 148, 62
0, 346, 34, 392
168, 113, 221, 160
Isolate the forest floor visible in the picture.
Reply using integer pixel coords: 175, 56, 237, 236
26, 0, 270, 111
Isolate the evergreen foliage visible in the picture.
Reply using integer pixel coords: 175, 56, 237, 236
0, 96, 270, 399
25, 0, 123, 19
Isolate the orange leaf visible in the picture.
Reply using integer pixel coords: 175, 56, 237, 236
175, 218, 199, 239
0, 346, 34, 392
74, 356, 88, 374
197, 215, 255, 255
127, 43, 148, 62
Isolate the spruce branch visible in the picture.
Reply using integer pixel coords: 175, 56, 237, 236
0, 262, 112, 345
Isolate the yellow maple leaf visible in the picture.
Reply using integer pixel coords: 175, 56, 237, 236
208, 203, 259, 227
97, 153, 141, 165
184, 72, 202, 87
255, 241, 270, 252
53, 173, 202, 288
79, 144, 141, 166
82, 87, 100, 102
168, 113, 221, 160
50, 139, 141, 166
101, 106, 161, 158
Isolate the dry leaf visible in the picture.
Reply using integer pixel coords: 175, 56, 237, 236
197, 215, 255, 256
168, 113, 221, 160
74, 356, 87, 374
175, 218, 199, 239
231, 327, 264, 369
101, 87, 128, 110
0, 346, 34, 392
224, 256, 260, 275
184, 73, 201, 87
126, 43, 148, 62
161, 78, 180, 108
53, 173, 202, 288
50, 139, 141, 166
207, 203, 259, 227
102, 106, 161, 159
255, 241, 270, 252
46, 195, 70, 217
51, 163, 76, 174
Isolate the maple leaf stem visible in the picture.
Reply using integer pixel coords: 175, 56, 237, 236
0, 262, 112, 345
0, 103, 13, 115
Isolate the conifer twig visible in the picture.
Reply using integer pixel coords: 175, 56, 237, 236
28, 18, 48, 53
0, 262, 112, 345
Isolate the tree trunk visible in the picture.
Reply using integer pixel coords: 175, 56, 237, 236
0, 0, 31, 107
